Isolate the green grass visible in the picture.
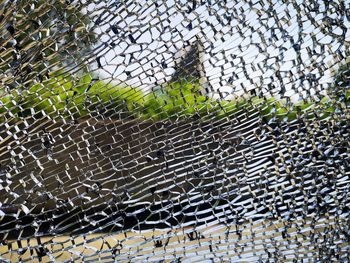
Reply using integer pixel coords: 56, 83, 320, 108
0, 73, 348, 122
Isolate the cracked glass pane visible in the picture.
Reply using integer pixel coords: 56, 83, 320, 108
0, 0, 349, 262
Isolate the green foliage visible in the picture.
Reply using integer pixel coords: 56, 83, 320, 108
251, 96, 339, 122
5, 73, 145, 120
0, 0, 96, 89
142, 80, 206, 120
141, 80, 250, 121
0, 74, 347, 123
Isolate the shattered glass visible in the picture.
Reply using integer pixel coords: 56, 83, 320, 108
0, 0, 349, 261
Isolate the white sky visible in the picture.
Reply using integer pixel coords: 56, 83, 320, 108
85, 0, 350, 102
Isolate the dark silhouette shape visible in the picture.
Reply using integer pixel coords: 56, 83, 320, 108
171, 40, 203, 82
